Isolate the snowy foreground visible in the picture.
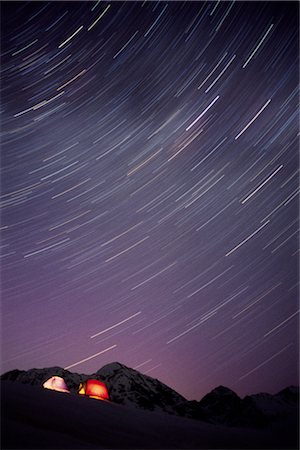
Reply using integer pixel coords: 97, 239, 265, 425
1, 380, 298, 449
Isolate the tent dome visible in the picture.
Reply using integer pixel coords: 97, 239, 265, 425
78, 379, 109, 400
43, 376, 70, 393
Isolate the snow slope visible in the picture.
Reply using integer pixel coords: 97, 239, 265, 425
1, 380, 298, 449
2, 362, 298, 428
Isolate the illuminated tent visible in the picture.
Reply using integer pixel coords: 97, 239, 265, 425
43, 376, 70, 393
78, 379, 109, 401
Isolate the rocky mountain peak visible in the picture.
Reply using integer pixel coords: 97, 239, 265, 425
96, 361, 129, 375
209, 385, 239, 397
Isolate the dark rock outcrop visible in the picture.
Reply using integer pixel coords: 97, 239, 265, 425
197, 385, 267, 427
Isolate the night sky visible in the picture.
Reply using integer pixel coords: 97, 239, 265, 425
1, 0, 299, 401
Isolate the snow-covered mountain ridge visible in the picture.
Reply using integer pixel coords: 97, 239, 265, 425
1, 362, 298, 427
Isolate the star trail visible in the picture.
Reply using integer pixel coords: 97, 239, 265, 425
1, 0, 299, 400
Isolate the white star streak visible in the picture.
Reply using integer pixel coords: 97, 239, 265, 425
51, 179, 91, 199
168, 286, 248, 344
24, 238, 70, 258
271, 229, 299, 253
128, 149, 162, 175
168, 128, 203, 161
40, 161, 79, 181
58, 25, 84, 49
133, 359, 152, 370
14, 91, 65, 117
131, 262, 177, 290
101, 222, 143, 246
57, 70, 87, 91
232, 283, 282, 319
144, 4, 168, 38
186, 96, 220, 131
88, 4, 111, 31
113, 30, 139, 59
197, 52, 228, 90
226, 221, 270, 256
90, 312, 142, 338
191, 137, 227, 171
205, 54, 236, 93
187, 266, 234, 297
12, 39, 38, 56
143, 364, 162, 374
105, 236, 149, 262
185, 173, 227, 208
239, 343, 293, 380
264, 311, 299, 337
243, 24, 274, 68
64, 345, 117, 370
196, 199, 236, 231
241, 165, 283, 204
48, 210, 92, 231
235, 99, 272, 140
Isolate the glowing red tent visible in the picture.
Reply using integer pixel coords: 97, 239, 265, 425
78, 379, 109, 401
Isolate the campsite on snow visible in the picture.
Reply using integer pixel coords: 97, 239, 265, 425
1, 362, 298, 449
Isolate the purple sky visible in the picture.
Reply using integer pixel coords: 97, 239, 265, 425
1, 1, 299, 401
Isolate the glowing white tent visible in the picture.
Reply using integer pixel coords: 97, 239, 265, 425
43, 376, 70, 393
